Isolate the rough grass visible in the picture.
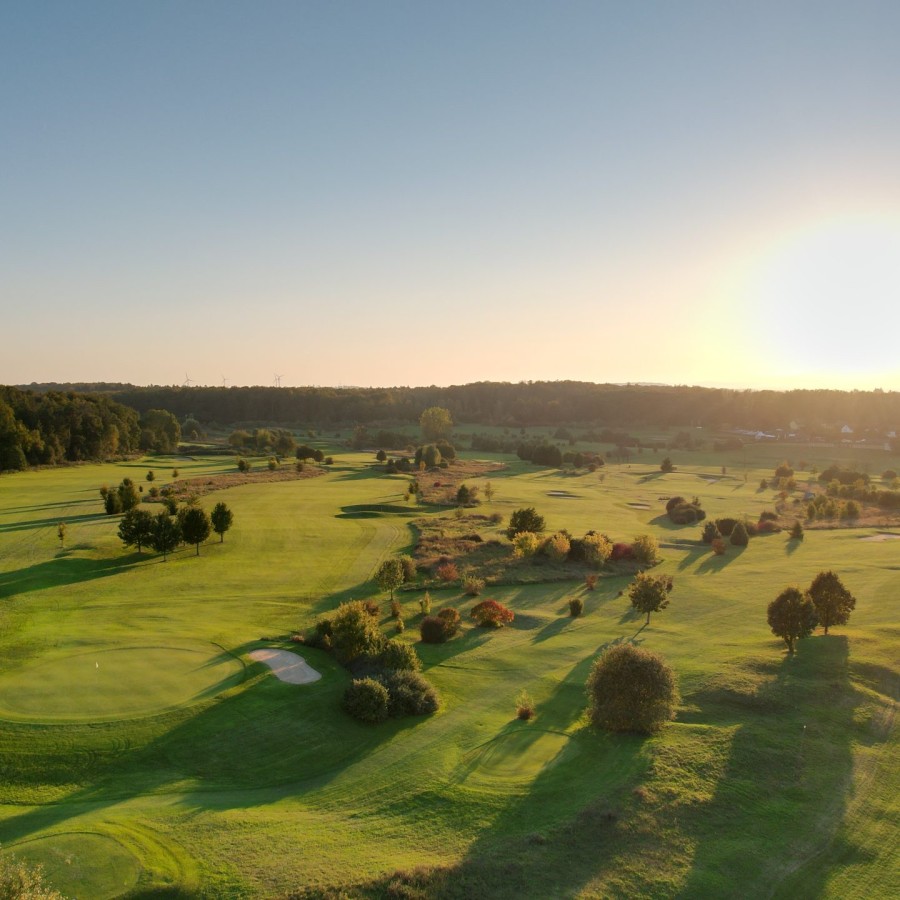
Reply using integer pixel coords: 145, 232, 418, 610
0, 441, 897, 897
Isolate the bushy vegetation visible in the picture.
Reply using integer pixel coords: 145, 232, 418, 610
506, 507, 546, 539
343, 677, 390, 724
586, 644, 679, 734
628, 572, 674, 625
470, 599, 515, 628
767, 587, 818, 653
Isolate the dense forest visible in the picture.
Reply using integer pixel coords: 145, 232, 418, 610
0, 386, 179, 471
102, 382, 900, 434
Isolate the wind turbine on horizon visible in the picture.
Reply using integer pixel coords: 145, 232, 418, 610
274, 373, 283, 388
182, 373, 193, 387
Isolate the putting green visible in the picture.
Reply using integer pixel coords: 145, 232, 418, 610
0, 644, 244, 722
2, 832, 141, 898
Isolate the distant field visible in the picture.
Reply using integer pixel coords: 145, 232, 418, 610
0, 436, 897, 897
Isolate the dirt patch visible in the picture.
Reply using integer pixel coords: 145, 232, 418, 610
152, 465, 326, 502
249, 648, 321, 684
858, 532, 900, 542
416, 459, 506, 505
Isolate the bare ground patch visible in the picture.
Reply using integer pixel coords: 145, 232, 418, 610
153, 464, 326, 502
416, 459, 506, 505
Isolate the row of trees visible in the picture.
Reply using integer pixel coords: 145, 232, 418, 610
117, 502, 233, 558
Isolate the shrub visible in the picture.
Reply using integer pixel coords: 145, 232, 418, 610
435, 561, 458, 583
237, 457, 251, 472
462, 574, 485, 596
585, 573, 598, 591
632, 533, 660, 566
668, 499, 705, 524
569, 596, 584, 617
711, 537, 727, 555
544, 531, 571, 562
789, 520, 804, 541
701, 520, 721, 544
506, 507, 545, 540
489, 511, 503, 524
419, 591, 432, 615
582, 532, 612, 567
665, 496, 687, 514
759, 510, 779, 522
844, 500, 861, 519
420, 616, 447, 643
268, 457, 278, 471
379, 670, 439, 717
756, 519, 782, 533
515, 689, 535, 720
730, 521, 750, 546
660, 456, 674, 473
716, 517, 738, 537
398, 554, 417, 582
470, 599, 515, 627
380, 639, 422, 672
343, 678, 390, 724
513, 531, 540, 558
586, 644, 679, 734
437, 606, 461, 637
363, 599, 381, 617
390, 599, 402, 618
610, 542, 635, 561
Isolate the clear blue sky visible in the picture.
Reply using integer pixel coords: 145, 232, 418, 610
3, 1, 899, 389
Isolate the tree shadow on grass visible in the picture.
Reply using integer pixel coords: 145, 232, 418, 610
695, 544, 746, 573
0, 511, 109, 534
0, 554, 152, 600
678, 635, 862, 896
677, 542, 710, 570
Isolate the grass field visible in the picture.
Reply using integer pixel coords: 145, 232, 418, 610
0, 438, 897, 897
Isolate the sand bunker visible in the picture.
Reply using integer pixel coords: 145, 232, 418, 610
627, 502, 651, 509
858, 532, 900, 542
547, 491, 579, 498
250, 649, 321, 684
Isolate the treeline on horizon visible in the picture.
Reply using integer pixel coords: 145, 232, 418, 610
104, 382, 899, 433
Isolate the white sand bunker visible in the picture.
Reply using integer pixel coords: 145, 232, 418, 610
627, 502, 651, 509
859, 532, 900, 542
249, 649, 321, 684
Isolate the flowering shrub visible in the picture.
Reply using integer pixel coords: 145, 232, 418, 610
470, 599, 514, 628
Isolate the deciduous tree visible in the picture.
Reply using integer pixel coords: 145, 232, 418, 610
150, 511, 181, 561
419, 406, 453, 442
210, 502, 233, 543
118, 508, 154, 553
628, 572, 673, 624
767, 586, 817, 653
807, 571, 856, 635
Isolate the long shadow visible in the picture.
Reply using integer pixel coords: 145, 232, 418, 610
0, 511, 109, 534
0, 498, 98, 515
677, 542, 710, 570
0, 554, 152, 599
679, 635, 860, 896
695, 544, 746, 573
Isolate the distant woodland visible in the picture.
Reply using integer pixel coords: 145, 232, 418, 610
3, 381, 899, 472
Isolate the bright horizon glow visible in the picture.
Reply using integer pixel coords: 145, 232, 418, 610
2, 3, 899, 393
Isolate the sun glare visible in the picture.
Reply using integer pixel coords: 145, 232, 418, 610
738, 214, 900, 386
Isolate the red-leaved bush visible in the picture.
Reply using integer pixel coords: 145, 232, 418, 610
470, 599, 515, 628
610, 542, 635, 561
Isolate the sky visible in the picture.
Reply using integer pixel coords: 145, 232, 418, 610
2, 1, 900, 391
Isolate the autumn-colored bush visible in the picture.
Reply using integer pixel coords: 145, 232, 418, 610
585, 573, 598, 591
437, 606, 461, 637
462, 574, 485, 596
610, 542, 635, 561
435, 561, 459, 582
711, 537, 727, 555
420, 616, 448, 643
543, 531, 571, 562
470, 599, 515, 627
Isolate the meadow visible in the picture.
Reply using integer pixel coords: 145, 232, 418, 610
0, 434, 897, 898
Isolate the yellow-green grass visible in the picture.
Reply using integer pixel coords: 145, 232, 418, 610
0, 446, 897, 897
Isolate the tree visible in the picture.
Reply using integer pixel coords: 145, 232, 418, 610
150, 511, 181, 561
419, 406, 453, 442
376, 449, 387, 462
631, 533, 660, 566
104, 490, 123, 515
470, 599, 515, 627
789, 520, 804, 541
210, 502, 233, 543
0, 847, 66, 898
701, 520, 722, 544
118, 508, 154, 553
628, 572, 674, 625
730, 521, 750, 546
117, 478, 140, 512
56, 521, 67, 549
586, 643, 679, 734
330, 600, 386, 663
146, 469, 155, 482
375, 558, 405, 601
660, 456, 675, 473
582, 532, 612, 568
483, 481, 495, 503
767, 587, 817, 653
807, 571, 856, 635
506, 507, 545, 539
181, 506, 211, 556
139, 408, 181, 452
237, 457, 251, 473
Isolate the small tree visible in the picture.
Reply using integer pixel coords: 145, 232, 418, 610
376, 449, 387, 462
118, 508, 154, 553
512, 531, 540, 558
660, 456, 675, 473
146, 470, 155, 482
586, 643, 678, 734
701, 520, 721, 544
419, 406, 453, 442
56, 521, 67, 549
118, 478, 140, 512
343, 678, 390, 724
544, 531, 570, 562
330, 600, 386, 663
210, 502, 233, 543
483, 481, 495, 503
181, 506, 211, 556
767, 587, 817, 653
807, 571, 856, 635
789, 520, 804, 541
506, 507, 545, 539
150, 511, 181, 561
628, 572, 674, 625
375, 558, 405, 601
237, 457, 251, 473
583, 532, 612, 568
730, 521, 750, 547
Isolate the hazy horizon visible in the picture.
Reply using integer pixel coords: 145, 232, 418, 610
4, 2, 899, 391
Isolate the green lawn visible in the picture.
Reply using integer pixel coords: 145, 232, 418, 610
0, 445, 897, 897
